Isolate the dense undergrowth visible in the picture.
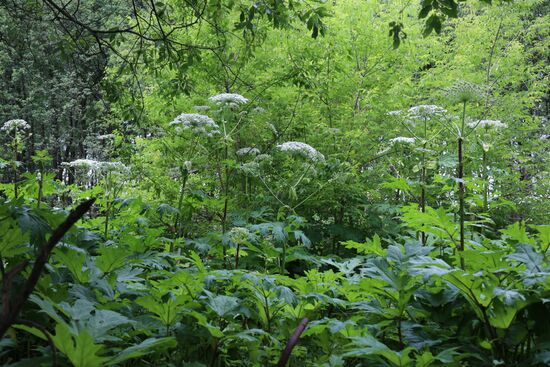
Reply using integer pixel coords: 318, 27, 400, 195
0, 179, 549, 366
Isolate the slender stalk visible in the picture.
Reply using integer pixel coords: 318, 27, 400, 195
104, 173, 112, 240
12, 137, 19, 199
173, 167, 189, 240
482, 149, 489, 212
104, 202, 110, 240
235, 243, 241, 269
458, 102, 467, 269
37, 161, 44, 208
420, 118, 427, 244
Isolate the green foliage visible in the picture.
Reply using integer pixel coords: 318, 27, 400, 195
1, 0, 549, 366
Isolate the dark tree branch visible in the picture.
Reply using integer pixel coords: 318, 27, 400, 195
0, 198, 96, 339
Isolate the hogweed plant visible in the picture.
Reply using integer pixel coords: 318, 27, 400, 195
2, 119, 31, 199
467, 119, 508, 224
168, 112, 218, 238
445, 80, 484, 268
169, 93, 250, 264
64, 158, 128, 239
388, 105, 447, 244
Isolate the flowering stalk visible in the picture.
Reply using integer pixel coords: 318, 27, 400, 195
11, 138, 19, 199
457, 101, 467, 269
2, 120, 31, 198
420, 117, 428, 245
173, 165, 190, 242
483, 148, 489, 213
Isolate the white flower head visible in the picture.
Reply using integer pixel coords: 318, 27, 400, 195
267, 123, 278, 134
446, 80, 484, 104
467, 119, 507, 129
390, 136, 416, 144
254, 154, 272, 163
229, 227, 251, 244
170, 113, 220, 137
97, 134, 115, 141
386, 110, 403, 116
64, 159, 99, 169
236, 147, 261, 156
209, 93, 249, 105
2, 119, 30, 132
276, 141, 325, 162
407, 105, 447, 120
239, 161, 260, 176
64, 159, 127, 174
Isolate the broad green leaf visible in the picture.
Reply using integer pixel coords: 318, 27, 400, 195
106, 337, 177, 365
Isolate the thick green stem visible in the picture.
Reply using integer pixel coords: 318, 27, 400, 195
458, 102, 467, 269
12, 140, 19, 199
482, 150, 488, 212
37, 162, 44, 208
104, 203, 110, 240
420, 118, 427, 245
235, 243, 241, 269
173, 167, 189, 240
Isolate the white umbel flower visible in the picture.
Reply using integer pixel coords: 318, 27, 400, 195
65, 159, 127, 173
407, 105, 447, 119
386, 110, 403, 116
97, 134, 115, 141
170, 113, 220, 137
65, 159, 98, 169
209, 93, 249, 105
467, 119, 507, 129
277, 141, 325, 162
229, 227, 251, 244
2, 119, 30, 132
236, 147, 261, 156
390, 137, 416, 144
254, 154, 272, 162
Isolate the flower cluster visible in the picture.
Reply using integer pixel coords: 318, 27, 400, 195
2, 119, 30, 132
239, 161, 260, 176
209, 93, 249, 105
65, 159, 127, 173
236, 147, 261, 156
390, 136, 416, 144
170, 113, 220, 137
446, 80, 484, 104
386, 110, 403, 116
467, 119, 507, 129
276, 141, 325, 162
407, 105, 447, 119
254, 154, 272, 163
228, 227, 251, 244
97, 134, 116, 141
